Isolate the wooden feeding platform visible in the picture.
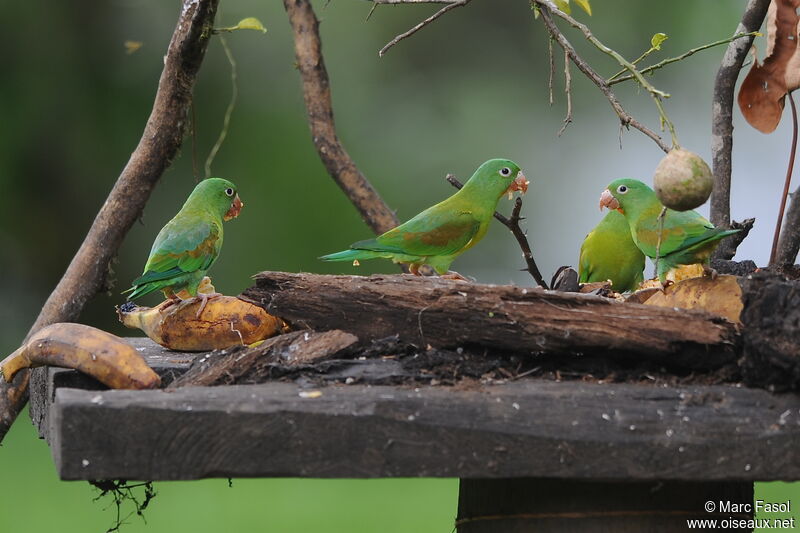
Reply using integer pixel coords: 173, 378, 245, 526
28, 271, 800, 532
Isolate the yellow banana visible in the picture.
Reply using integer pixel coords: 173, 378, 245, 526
117, 296, 286, 351
0, 323, 160, 389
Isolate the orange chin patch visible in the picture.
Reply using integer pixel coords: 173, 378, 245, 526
224, 194, 243, 221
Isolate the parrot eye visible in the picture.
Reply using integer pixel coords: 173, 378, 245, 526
616, 185, 628, 194
225, 188, 234, 197
499, 167, 511, 177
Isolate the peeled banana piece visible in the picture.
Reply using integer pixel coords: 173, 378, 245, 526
117, 296, 286, 351
0, 323, 160, 389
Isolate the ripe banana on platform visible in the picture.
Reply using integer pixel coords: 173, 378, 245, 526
117, 296, 287, 351
0, 323, 160, 389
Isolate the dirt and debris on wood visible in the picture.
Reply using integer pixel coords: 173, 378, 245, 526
172, 331, 741, 392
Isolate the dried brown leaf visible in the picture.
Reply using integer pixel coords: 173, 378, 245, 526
738, 0, 800, 133
643, 275, 743, 324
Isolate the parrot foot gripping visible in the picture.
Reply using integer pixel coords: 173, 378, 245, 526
158, 276, 222, 318
194, 291, 222, 318
703, 264, 719, 280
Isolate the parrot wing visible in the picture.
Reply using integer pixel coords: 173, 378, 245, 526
578, 231, 596, 284
633, 211, 720, 259
132, 219, 221, 286
353, 207, 482, 258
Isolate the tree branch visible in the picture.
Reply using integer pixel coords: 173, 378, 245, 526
710, 0, 770, 250
446, 175, 548, 289
777, 190, 800, 264
534, 3, 670, 153
285, 0, 399, 235
377, 0, 471, 57
536, 0, 679, 147
0, 0, 220, 443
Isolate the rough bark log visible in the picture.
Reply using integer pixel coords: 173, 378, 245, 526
240, 272, 739, 371
0, 0, 219, 444
739, 272, 800, 390
284, 0, 399, 235
710, 0, 770, 254
170, 329, 358, 388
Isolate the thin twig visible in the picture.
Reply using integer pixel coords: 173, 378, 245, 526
776, 92, 800, 265
534, 0, 678, 148
366, 2, 378, 21
557, 49, 572, 137
534, 3, 670, 153
609, 32, 759, 86
446, 174, 548, 289
0, 0, 220, 444
371, 0, 458, 3
538, 1, 668, 101
771, 92, 798, 265
191, 101, 200, 181
548, 37, 555, 105
205, 34, 237, 178
607, 37, 664, 83
378, 0, 470, 57
654, 206, 667, 279
710, 0, 771, 256
285, 0, 399, 235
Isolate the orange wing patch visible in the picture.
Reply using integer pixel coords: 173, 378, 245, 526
403, 223, 470, 247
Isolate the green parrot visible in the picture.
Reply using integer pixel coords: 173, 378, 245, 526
320, 158, 529, 277
578, 210, 645, 292
124, 177, 244, 313
598, 178, 738, 282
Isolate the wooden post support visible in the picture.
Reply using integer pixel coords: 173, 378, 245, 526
456, 479, 753, 532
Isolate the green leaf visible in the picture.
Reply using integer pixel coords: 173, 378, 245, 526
124, 41, 143, 55
235, 17, 267, 33
574, 0, 592, 16
554, 0, 571, 14
216, 17, 267, 34
650, 32, 668, 50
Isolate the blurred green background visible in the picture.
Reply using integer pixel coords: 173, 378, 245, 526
0, 0, 797, 531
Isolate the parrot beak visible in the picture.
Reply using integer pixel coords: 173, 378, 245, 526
505, 171, 529, 200
224, 194, 244, 221
599, 189, 622, 213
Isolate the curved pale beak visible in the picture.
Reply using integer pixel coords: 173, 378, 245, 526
598, 189, 621, 212
224, 194, 244, 221
505, 171, 530, 199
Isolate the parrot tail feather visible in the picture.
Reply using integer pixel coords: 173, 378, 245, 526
319, 249, 380, 262
124, 282, 163, 301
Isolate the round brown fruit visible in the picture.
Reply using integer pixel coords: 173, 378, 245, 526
653, 149, 713, 211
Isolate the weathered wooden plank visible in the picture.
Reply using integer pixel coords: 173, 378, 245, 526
241, 272, 739, 370
50, 378, 800, 481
